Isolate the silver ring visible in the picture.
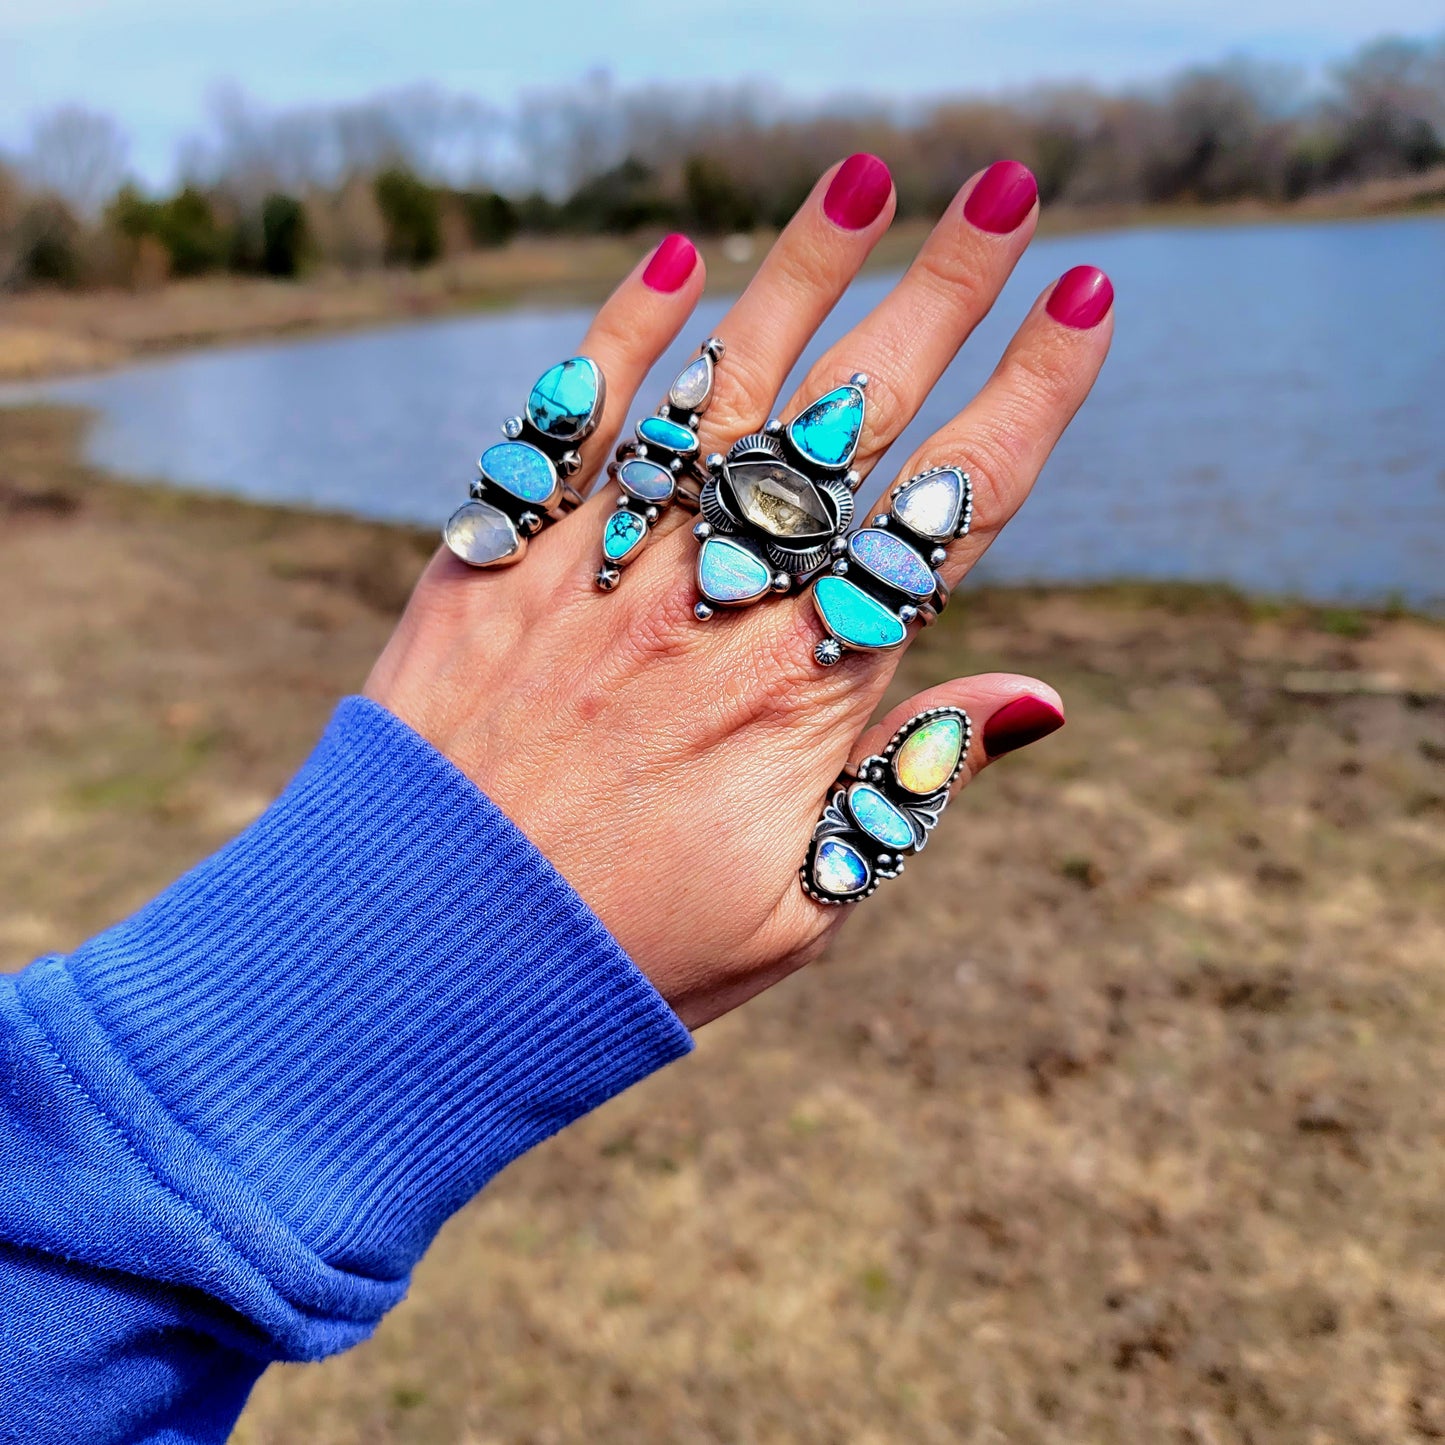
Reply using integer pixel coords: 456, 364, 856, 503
691, 373, 869, 620
595, 338, 724, 591
801, 706, 971, 905
808, 465, 972, 665
443, 356, 606, 569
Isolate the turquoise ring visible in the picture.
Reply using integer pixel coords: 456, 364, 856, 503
801, 706, 971, 905
594, 338, 723, 591
444, 356, 606, 569
808, 464, 973, 665
691, 374, 868, 619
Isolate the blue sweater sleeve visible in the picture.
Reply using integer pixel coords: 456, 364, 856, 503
0, 697, 692, 1442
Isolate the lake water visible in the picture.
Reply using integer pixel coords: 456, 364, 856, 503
5, 215, 1443, 609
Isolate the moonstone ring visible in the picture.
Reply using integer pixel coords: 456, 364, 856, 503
691, 374, 869, 619
801, 706, 971, 905
443, 356, 606, 568
594, 338, 724, 590
808, 464, 973, 665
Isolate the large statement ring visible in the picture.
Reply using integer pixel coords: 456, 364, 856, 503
443, 356, 606, 568
692, 374, 869, 619
595, 338, 724, 590
801, 706, 971, 905
809, 465, 973, 665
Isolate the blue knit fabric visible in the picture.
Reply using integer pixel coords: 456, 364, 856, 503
0, 697, 693, 1442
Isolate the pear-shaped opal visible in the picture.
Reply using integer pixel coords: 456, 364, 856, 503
444, 499, 523, 568
637, 415, 699, 456
479, 441, 558, 506
786, 384, 864, 470
892, 714, 965, 796
891, 467, 966, 542
726, 459, 833, 541
697, 536, 771, 605
526, 357, 602, 441
847, 783, 916, 850
618, 458, 675, 504
669, 354, 713, 412
602, 509, 647, 563
847, 528, 935, 600
813, 838, 871, 897
813, 576, 907, 651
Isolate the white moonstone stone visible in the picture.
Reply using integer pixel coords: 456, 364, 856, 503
891, 467, 966, 542
444, 500, 522, 568
669, 354, 713, 413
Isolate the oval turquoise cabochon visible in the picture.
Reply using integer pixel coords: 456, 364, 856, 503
479, 441, 558, 505
637, 415, 699, 455
812, 575, 907, 651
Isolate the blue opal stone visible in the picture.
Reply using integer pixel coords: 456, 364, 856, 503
813, 838, 871, 897
786, 384, 864, 470
812, 575, 907, 651
637, 415, 699, 456
847, 783, 916, 850
478, 441, 558, 505
618, 458, 675, 504
847, 529, 934, 600
697, 536, 771, 605
526, 357, 602, 441
602, 508, 647, 563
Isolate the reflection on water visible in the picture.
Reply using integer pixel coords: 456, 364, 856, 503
6, 215, 1443, 608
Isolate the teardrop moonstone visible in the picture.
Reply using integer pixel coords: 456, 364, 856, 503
891, 467, 967, 542
892, 714, 965, 795
697, 536, 772, 605
812, 576, 907, 651
813, 838, 871, 898
444, 500, 522, 568
669, 354, 713, 412
526, 357, 603, 441
786, 384, 864, 470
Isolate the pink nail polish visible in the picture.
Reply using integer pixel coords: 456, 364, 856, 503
983, 695, 1065, 758
1046, 266, 1114, 330
642, 233, 697, 293
823, 153, 892, 231
963, 160, 1038, 234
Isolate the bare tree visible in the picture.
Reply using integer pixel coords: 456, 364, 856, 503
23, 106, 129, 218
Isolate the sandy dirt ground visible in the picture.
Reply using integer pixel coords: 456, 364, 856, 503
2, 405, 1443, 1443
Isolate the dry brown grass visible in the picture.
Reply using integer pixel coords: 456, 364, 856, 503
2, 405, 1443, 1443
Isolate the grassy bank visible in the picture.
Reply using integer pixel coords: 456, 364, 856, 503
3, 404, 1444, 1442
3, 170, 1442, 384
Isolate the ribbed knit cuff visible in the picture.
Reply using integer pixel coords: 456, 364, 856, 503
59, 696, 692, 1280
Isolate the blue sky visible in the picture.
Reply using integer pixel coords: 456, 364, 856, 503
1, 0, 1440, 183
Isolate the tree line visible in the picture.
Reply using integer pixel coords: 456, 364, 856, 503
2, 34, 1442, 291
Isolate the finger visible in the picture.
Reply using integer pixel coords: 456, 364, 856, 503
694, 153, 897, 455
893, 264, 1115, 590
849, 674, 1066, 796
776, 159, 1041, 480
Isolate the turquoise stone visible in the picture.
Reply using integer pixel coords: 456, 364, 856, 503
618, 458, 675, 504
478, 441, 558, 506
602, 508, 646, 563
848, 529, 934, 600
814, 838, 871, 897
697, 536, 771, 605
812, 576, 907, 651
847, 783, 916, 850
786, 384, 864, 470
891, 467, 966, 542
526, 357, 602, 441
637, 415, 699, 456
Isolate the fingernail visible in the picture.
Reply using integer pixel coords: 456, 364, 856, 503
1046, 265, 1114, 329
983, 695, 1065, 758
642, 233, 697, 293
963, 160, 1038, 234
823, 153, 892, 231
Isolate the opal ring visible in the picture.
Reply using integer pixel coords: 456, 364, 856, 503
808, 465, 973, 666
444, 356, 606, 568
595, 338, 724, 590
691, 374, 868, 619
801, 706, 971, 905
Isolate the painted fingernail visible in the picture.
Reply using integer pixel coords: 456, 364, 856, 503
1046, 265, 1114, 329
963, 160, 1038, 234
642, 233, 697, 293
823, 153, 892, 231
983, 695, 1065, 758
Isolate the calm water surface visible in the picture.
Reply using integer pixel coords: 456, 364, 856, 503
7, 215, 1443, 608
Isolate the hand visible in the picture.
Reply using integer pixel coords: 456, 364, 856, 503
365, 155, 1112, 1030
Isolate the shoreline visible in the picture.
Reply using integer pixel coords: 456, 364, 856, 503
1, 179, 1440, 385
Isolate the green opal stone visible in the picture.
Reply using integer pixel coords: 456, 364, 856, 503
892, 714, 965, 796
